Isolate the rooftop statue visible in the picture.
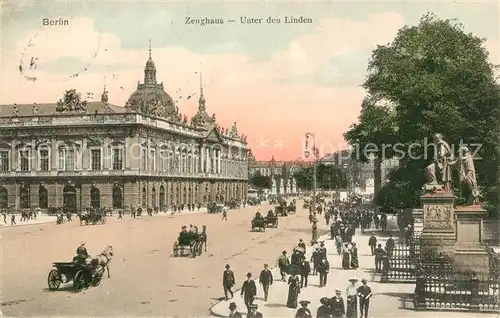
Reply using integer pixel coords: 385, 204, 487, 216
229, 122, 239, 139
56, 89, 88, 113
32, 103, 38, 115
424, 133, 453, 192
13, 104, 19, 116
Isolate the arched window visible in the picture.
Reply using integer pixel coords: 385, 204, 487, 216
20, 186, 30, 208
142, 187, 147, 207
112, 186, 123, 208
159, 185, 165, 210
0, 188, 7, 208
39, 187, 48, 209
151, 187, 156, 208
90, 187, 100, 208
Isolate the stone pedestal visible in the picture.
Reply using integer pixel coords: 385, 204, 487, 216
453, 205, 489, 276
420, 191, 456, 257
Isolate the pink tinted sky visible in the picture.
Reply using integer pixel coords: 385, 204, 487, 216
1, 3, 498, 161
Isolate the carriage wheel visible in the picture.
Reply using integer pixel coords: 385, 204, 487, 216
92, 268, 104, 287
47, 269, 61, 290
73, 270, 91, 292
197, 244, 203, 256
100, 216, 107, 224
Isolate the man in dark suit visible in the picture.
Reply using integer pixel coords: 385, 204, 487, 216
385, 234, 395, 257
368, 233, 377, 255
241, 272, 257, 313
259, 264, 273, 301
247, 303, 263, 318
357, 278, 372, 318
300, 257, 311, 288
330, 289, 345, 318
228, 302, 242, 318
298, 239, 306, 253
317, 258, 330, 287
222, 264, 235, 300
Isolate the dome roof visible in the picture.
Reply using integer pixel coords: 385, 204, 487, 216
126, 83, 177, 117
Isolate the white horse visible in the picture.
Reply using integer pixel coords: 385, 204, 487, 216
92, 245, 114, 278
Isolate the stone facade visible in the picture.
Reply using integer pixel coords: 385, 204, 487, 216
248, 155, 304, 194
0, 44, 249, 212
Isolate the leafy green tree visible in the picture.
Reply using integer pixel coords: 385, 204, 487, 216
293, 164, 347, 191
346, 13, 500, 214
248, 171, 271, 189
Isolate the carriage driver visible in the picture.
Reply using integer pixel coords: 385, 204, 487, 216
255, 209, 262, 219
73, 242, 92, 265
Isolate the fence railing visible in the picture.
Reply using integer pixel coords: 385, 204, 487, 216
381, 239, 421, 283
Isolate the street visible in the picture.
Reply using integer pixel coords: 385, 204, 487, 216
1, 201, 318, 317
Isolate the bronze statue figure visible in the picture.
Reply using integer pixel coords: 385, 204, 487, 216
425, 133, 453, 191
448, 146, 482, 205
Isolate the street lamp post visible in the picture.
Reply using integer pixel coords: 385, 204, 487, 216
304, 132, 319, 244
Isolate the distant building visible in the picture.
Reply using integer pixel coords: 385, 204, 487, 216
248, 154, 305, 194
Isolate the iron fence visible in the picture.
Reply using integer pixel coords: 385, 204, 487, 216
381, 238, 421, 283
414, 265, 500, 312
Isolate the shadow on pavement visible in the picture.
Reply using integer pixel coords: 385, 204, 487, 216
263, 303, 287, 308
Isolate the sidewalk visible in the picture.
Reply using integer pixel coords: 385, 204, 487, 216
210, 217, 486, 318
0, 214, 56, 228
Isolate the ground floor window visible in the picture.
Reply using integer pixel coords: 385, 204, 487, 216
0, 188, 7, 208
151, 187, 156, 208
91, 187, 100, 208
142, 187, 147, 207
159, 186, 165, 209
112, 186, 122, 208
20, 186, 30, 208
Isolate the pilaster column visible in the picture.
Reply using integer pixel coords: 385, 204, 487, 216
51, 138, 57, 170
217, 150, 221, 174
201, 145, 205, 173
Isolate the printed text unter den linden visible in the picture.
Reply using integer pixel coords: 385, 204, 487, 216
185, 16, 313, 26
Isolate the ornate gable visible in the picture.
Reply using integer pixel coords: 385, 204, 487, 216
204, 127, 223, 143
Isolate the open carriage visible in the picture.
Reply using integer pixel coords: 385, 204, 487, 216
47, 262, 105, 292
207, 202, 224, 214
275, 205, 288, 217
287, 203, 296, 213
173, 231, 204, 257
265, 212, 279, 228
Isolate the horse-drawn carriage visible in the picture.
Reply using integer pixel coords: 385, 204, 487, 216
287, 203, 296, 213
173, 227, 207, 257
265, 211, 279, 228
275, 205, 288, 217
207, 202, 224, 214
227, 200, 240, 209
251, 216, 266, 232
79, 208, 107, 225
47, 262, 105, 292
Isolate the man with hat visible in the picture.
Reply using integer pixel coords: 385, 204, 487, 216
247, 303, 263, 318
295, 300, 312, 318
278, 250, 290, 281
222, 264, 235, 300
357, 278, 372, 318
228, 302, 242, 317
259, 263, 273, 301
317, 297, 334, 318
241, 272, 257, 313
330, 289, 345, 318
368, 233, 377, 256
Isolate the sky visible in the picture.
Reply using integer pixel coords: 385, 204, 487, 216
1, 0, 498, 161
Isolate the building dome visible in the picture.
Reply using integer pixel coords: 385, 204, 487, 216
124, 40, 178, 118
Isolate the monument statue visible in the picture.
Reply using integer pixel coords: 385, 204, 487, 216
32, 103, 38, 115
13, 104, 19, 116
448, 146, 482, 205
425, 133, 453, 192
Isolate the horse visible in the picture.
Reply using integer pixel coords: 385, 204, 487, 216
92, 245, 114, 278
78, 213, 89, 226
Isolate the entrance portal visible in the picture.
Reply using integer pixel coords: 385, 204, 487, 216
63, 185, 77, 212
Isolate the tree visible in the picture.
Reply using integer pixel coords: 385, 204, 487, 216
346, 13, 500, 214
248, 171, 271, 189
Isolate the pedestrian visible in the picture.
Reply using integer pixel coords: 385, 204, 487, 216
330, 289, 346, 318
118, 209, 123, 219
342, 243, 351, 270
374, 244, 385, 273
259, 264, 273, 301
299, 257, 310, 288
350, 242, 359, 269
295, 300, 312, 318
318, 257, 330, 287
357, 278, 372, 318
247, 303, 263, 318
222, 264, 235, 300
222, 209, 227, 220
241, 272, 257, 313
11, 213, 16, 226
311, 247, 321, 275
278, 251, 290, 281
319, 241, 327, 259
228, 302, 242, 318
286, 275, 300, 308
298, 239, 306, 253
2, 211, 6, 224
368, 233, 377, 255
316, 297, 334, 318
346, 278, 359, 318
